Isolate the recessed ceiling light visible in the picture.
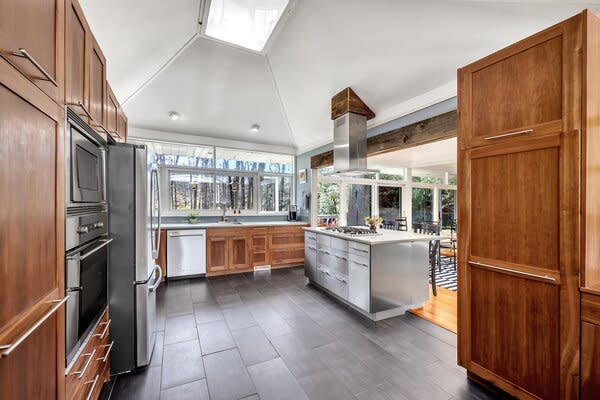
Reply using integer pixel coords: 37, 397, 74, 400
250, 124, 261, 133
168, 111, 180, 121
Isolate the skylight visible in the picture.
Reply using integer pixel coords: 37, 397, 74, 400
205, 0, 289, 51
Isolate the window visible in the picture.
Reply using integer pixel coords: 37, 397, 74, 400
215, 147, 293, 173
169, 172, 214, 211
317, 182, 340, 225
412, 187, 434, 224
136, 140, 293, 215
260, 175, 291, 212
378, 186, 401, 222
440, 189, 456, 227
412, 168, 444, 184
215, 175, 254, 210
346, 184, 372, 226
378, 168, 405, 182
447, 173, 457, 185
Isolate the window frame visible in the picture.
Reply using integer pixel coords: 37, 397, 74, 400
158, 156, 294, 217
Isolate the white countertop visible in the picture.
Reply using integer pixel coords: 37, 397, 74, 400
161, 221, 309, 230
303, 227, 450, 245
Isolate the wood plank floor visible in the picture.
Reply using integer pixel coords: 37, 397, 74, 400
409, 285, 457, 333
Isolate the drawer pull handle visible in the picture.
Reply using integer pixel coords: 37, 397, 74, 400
0, 296, 69, 358
97, 341, 114, 363
72, 348, 96, 379
484, 129, 533, 141
319, 250, 331, 255
353, 248, 369, 254
350, 261, 369, 268
94, 319, 111, 340
307, 246, 317, 251
469, 261, 556, 282
334, 255, 347, 261
11, 48, 59, 87
84, 374, 100, 400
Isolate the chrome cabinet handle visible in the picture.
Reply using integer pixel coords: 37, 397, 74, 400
94, 319, 111, 340
469, 261, 556, 282
352, 248, 369, 254
72, 348, 96, 379
484, 129, 533, 141
84, 374, 100, 400
0, 297, 69, 358
67, 239, 113, 261
350, 260, 369, 268
318, 249, 330, 255
334, 254, 347, 261
96, 341, 114, 363
11, 48, 59, 87
307, 246, 317, 251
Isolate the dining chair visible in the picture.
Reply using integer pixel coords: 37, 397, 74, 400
416, 222, 442, 296
440, 219, 457, 271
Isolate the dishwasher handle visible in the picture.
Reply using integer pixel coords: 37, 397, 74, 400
168, 231, 205, 238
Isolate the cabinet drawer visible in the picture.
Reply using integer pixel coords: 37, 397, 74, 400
330, 250, 348, 276
582, 292, 600, 325
66, 309, 110, 400
331, 237, 348, 252
330, 272, 348, 300
305, 232, 317, 244
349, 242, 370, 258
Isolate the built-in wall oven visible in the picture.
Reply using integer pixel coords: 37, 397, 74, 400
64, 107, 112, 366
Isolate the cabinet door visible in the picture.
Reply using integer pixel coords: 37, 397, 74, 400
207, 236, 228, 274
0, 0, 64, 103
582, 321, 600, 399
117, 107, 128, 142
304, 243, 317, 280
89, 35, 107, 137
458, 21, 579, 149
65, 0, 90, 123
0, 60, 65, 399
106, 84, 119, 139
229, 236, 250, 271
251, 232, 269, 267
348, 258, 370, 311
458, 133, 580, 399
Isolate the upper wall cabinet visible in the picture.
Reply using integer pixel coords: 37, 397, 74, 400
65, 0, 91, 124
117, 107, 128, 143
458, 23, 577, 149
107, 84, 118, 134
0, 0, 64, 104
89, 35, 108, 138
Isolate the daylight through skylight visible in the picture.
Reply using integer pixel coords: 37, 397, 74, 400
205, 0, 289, 51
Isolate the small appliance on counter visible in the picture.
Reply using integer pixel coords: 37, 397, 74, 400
288, 205, 297, 221
107, 143, 162, 374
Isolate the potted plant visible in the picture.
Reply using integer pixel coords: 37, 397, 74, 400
364, 216, 383, 233
188, 212, 199, 224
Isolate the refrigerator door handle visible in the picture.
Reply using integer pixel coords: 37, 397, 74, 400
151, 168, 161, 260
149, 265, 162, 292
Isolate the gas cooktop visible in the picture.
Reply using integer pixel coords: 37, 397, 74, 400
325, 226, 379, 235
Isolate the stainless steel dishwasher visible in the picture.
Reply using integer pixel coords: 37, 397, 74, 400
166, 230, 206, 278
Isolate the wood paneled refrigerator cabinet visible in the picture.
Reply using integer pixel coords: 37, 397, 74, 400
458, 10, 600, 400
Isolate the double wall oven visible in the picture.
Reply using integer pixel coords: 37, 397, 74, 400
65, 109, 112, 365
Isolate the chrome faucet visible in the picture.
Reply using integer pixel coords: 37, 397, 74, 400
219, 204, 229, 222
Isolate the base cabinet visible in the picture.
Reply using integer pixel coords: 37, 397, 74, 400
205, 225, 308, 277
582, 321, 600, 399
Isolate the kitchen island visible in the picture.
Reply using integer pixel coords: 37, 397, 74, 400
304, 227, 447, 321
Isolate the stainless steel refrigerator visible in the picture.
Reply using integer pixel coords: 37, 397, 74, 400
108, 143, 162, 374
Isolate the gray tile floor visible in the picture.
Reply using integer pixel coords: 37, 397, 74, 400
109, 267, 498, 400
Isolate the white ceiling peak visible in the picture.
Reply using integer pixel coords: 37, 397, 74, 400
80, 0, 600, 153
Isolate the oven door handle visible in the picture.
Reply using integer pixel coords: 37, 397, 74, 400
67, 238, 113, 261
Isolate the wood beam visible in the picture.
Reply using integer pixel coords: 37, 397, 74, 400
331, 87, 375, 120
310, 110, 457, 169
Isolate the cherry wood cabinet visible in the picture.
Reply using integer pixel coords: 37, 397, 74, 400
65, 0, 90, 124
581, 293, 600, 399
88, 35, 107, 139
207, 235, 229, 274
117, 107, 128, 142
458, 11, 600, 399
205, 225, 307, 277
0, 0, 64, 104
106, 84, 118, 135
0, 58, 66, 400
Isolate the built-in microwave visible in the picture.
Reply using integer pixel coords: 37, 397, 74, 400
66, 108, 106, 205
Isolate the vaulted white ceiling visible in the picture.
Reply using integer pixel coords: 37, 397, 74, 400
80, 0, 600, 154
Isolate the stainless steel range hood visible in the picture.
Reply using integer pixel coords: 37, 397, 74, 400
332, 112, 379, 176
